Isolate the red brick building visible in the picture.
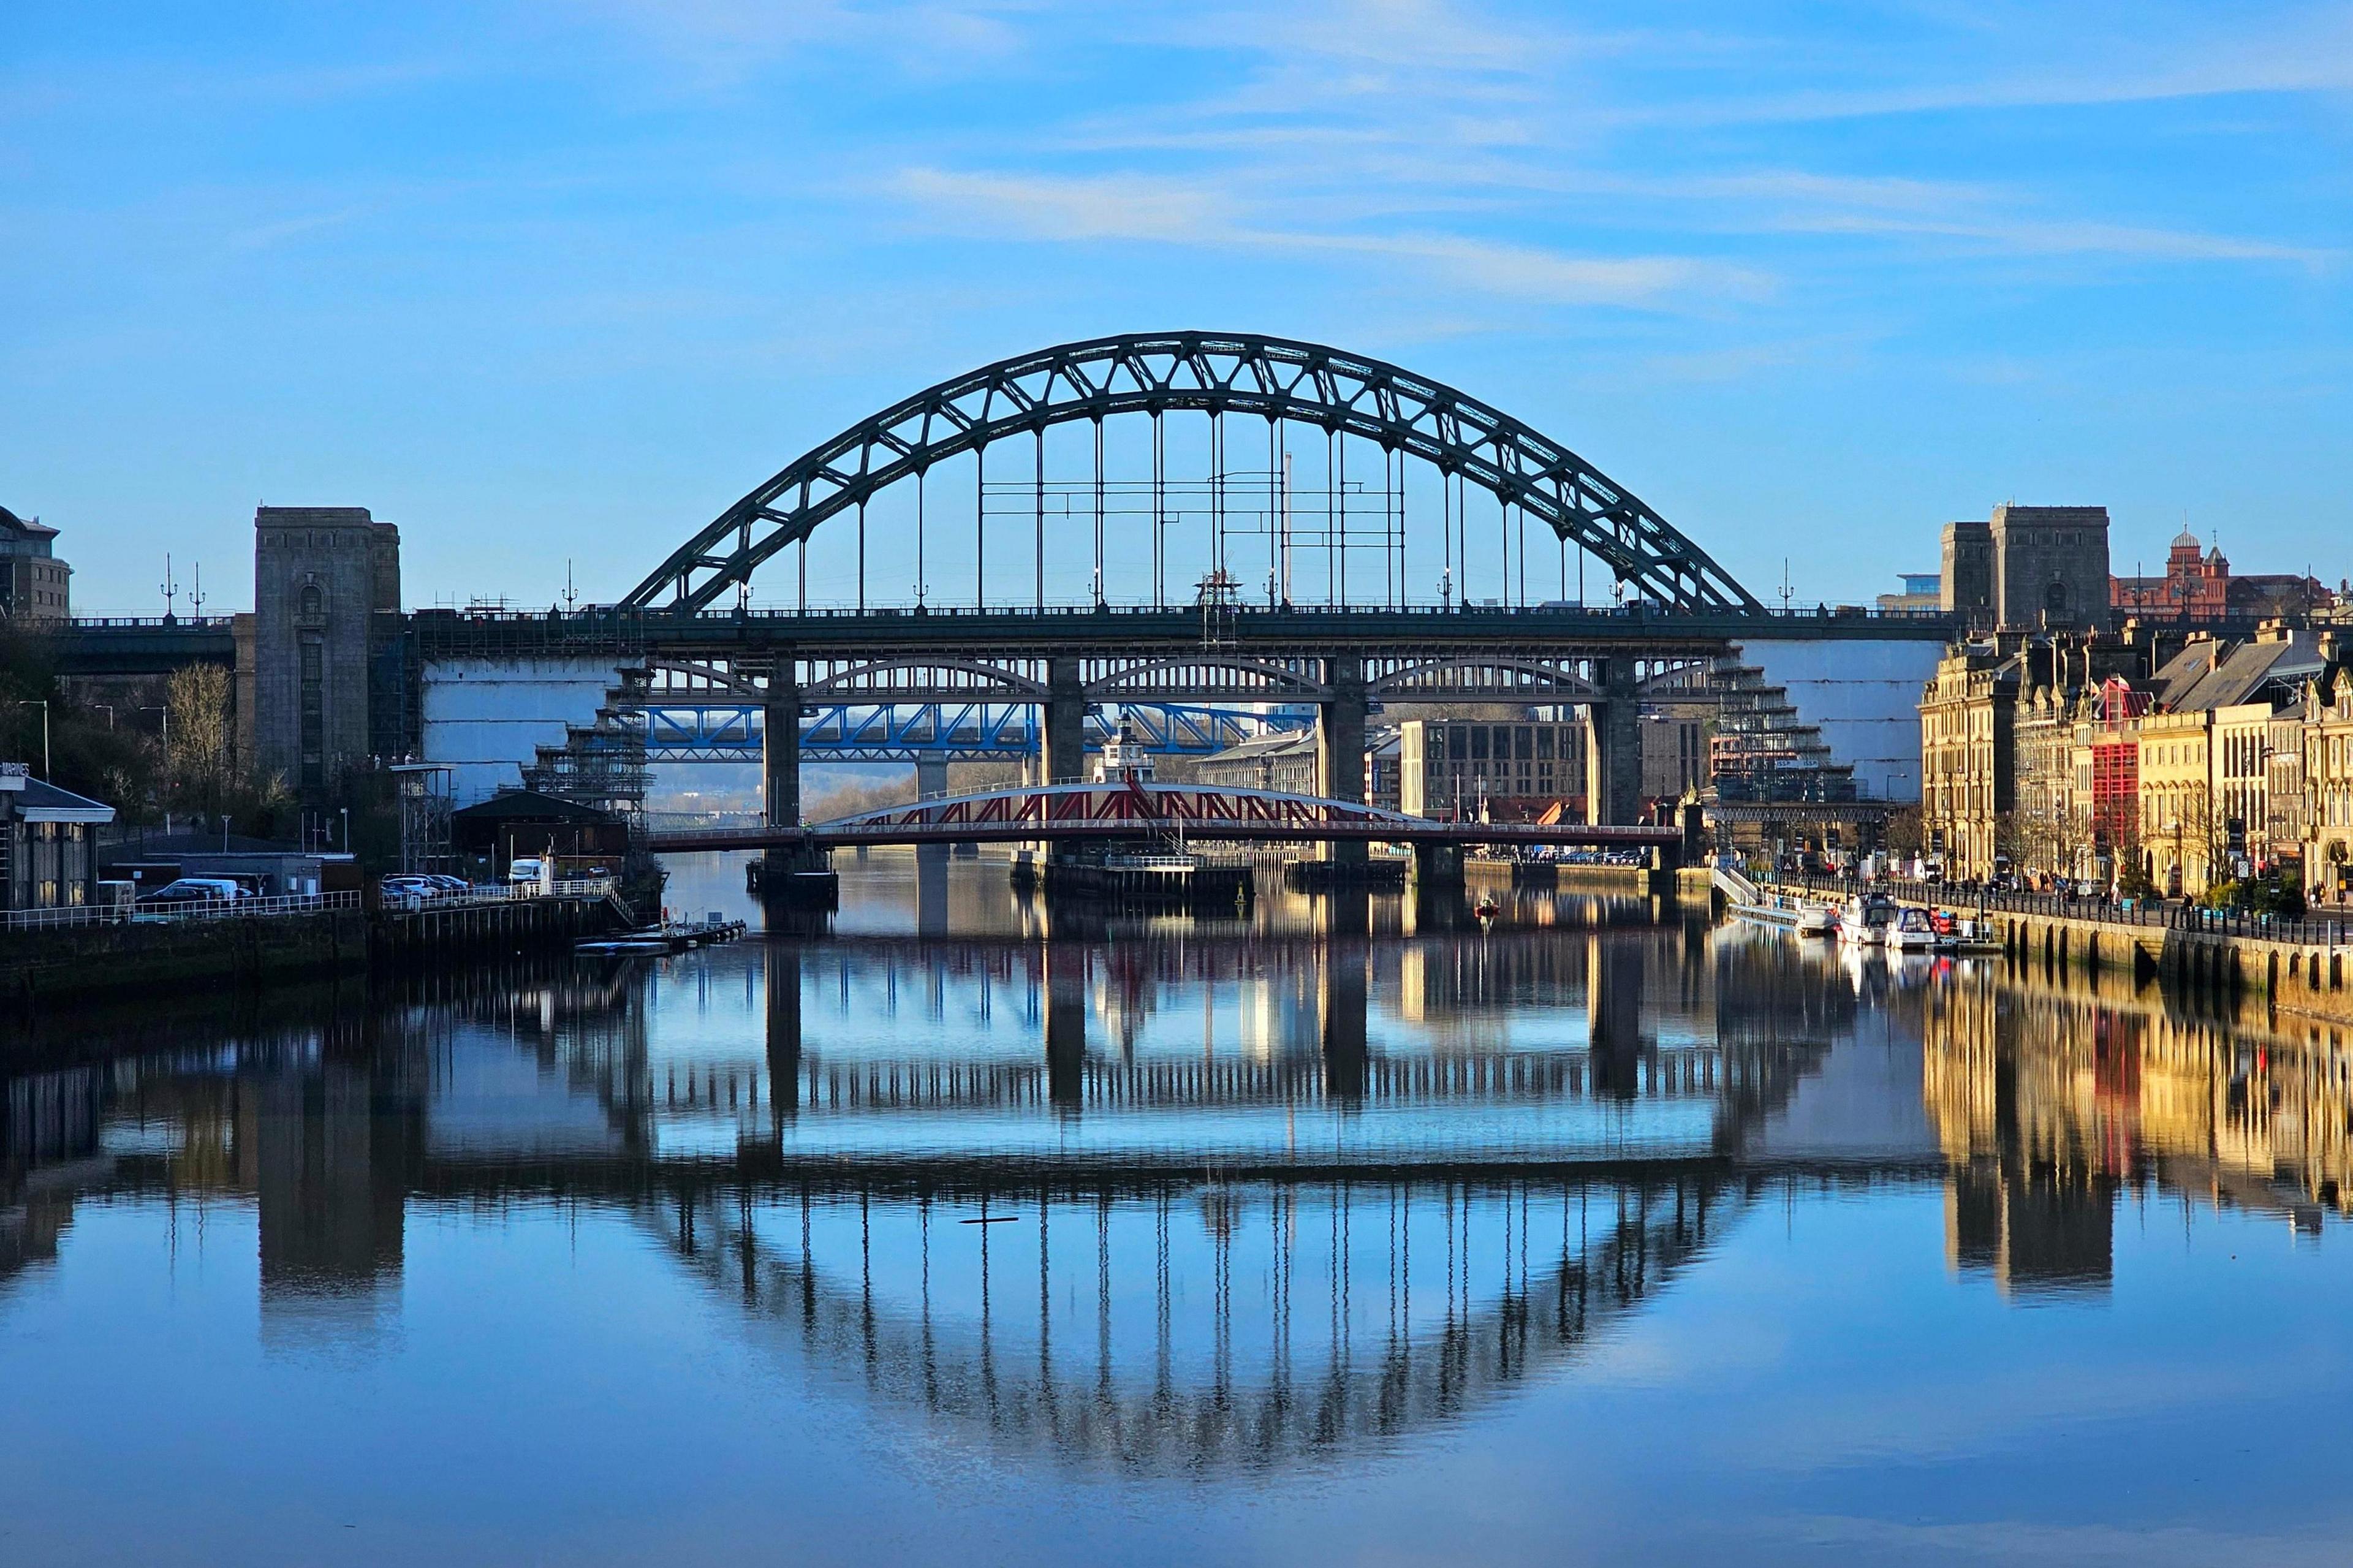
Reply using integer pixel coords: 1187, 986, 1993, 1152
2112, 529, 2331, 626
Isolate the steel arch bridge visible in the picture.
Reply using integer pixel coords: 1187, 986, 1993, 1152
623, 331, 1762, 614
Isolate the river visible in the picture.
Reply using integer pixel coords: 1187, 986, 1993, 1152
4, 852, 2349, 1566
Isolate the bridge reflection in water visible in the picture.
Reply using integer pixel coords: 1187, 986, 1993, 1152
7, 915, 2352, 1468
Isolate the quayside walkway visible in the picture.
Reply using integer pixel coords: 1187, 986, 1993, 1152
1763, 873, 2353, 1020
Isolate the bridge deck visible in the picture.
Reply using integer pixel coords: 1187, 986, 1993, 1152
406, 602, 1955, 661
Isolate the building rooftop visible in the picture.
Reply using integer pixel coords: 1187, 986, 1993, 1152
452, 788, 619, 824
5, 775, 116, 825
2161, 632, 2327, 713
101, 828, 308, 858
1198, 731, 1319, 767
0, 505, 59, 558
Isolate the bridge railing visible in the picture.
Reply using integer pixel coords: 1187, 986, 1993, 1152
65, 613, 240, 629
645, 811, 769, 833
409, 601, 1961, 629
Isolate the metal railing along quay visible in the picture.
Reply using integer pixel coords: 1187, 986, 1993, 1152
1, 890, 362, 933
377, 879, 617, 910
4, 880, 620, 934
1759, 871, 2353, 950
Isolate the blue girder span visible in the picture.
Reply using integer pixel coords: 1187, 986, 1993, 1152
634, 700, 1313, 763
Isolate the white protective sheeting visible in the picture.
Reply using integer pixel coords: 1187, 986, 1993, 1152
1737, 639, 1942, 803
420, 656, 621, 805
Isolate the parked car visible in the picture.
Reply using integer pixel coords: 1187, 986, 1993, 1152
136, 877, 247, 907
420, 874, 472, 895
379, 874, 441, 903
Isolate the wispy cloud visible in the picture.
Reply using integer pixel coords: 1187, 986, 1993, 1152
889, 165, 1768, 308
1010, 2, 2335, 288
1778, 210, 2332, 266
1640, 6, 2353, 125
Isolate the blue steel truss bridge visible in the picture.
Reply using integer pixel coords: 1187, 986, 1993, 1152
644, 699, 1310, 764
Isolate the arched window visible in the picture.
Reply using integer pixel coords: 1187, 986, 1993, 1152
2044, 580, 2069, 613
299, 584, 323, 619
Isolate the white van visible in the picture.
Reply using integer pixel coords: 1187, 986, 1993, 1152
508, 857, 545, 885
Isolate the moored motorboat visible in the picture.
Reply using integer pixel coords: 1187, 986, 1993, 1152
1887, 905, 1941, 953
1728, 887, 1840, 936
1840, 894, 1895, 946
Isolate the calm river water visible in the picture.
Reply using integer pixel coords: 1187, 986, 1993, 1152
5, 853, 2351, 1566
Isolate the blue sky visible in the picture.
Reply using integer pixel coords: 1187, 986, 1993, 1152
5, 0, 2349, 613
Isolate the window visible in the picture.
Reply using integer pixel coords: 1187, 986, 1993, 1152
299, 632, 326, 790
300, 583, 324, 619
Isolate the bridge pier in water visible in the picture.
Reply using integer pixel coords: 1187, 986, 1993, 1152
762, 673, 800, 828
1411, 841, 1463, 891
1044, 657, 1086, 784
1317, 657, 1369, 869
756, 670, 838, 906
1585, 657, 1642, 827
914, 757, 951, 883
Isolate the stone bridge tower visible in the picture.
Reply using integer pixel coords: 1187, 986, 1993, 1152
240, 507, 402, 797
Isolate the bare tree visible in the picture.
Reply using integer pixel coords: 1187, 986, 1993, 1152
165, 664, 233, 811
164, 662, 287, 831
1882, 805, 1925, 858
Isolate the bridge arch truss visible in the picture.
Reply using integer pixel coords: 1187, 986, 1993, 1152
624, 332, 1761, 615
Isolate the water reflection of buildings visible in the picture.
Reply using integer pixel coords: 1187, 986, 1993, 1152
1922, 970, 2353, 1296
8, 913, 2347, 1475
1, 928, 1814, 1468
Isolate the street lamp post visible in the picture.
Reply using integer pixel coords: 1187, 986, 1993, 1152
10, 700, 48, 778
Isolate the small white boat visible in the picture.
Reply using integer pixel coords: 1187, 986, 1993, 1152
1840, 894, 1895, 947
1729, 890, 1838, 936
1887, 906, 1942, 953
575, 937, 674, 956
